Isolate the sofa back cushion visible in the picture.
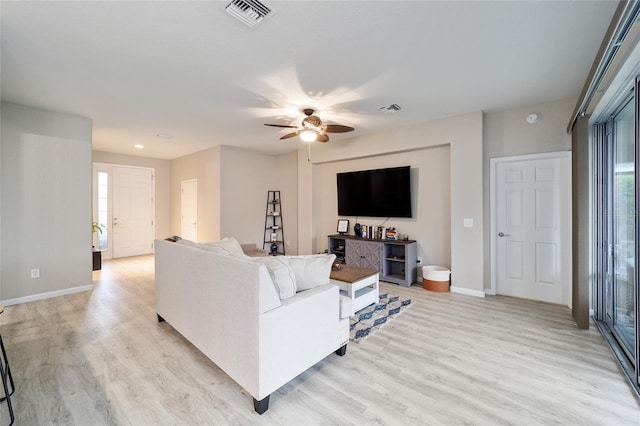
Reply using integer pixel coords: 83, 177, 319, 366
252, 257, 297, 299
206, 237, 249, 258
285, 254, 336, 292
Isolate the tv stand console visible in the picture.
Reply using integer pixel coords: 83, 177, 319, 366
328, 234, 417, 287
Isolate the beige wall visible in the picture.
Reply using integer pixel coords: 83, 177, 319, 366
170, 146, 221, 242
92, 151, 171, 240
169, 146, 299, 253
483, 97, 574, 289
1, 102, 93, 303
273, 150, 298, 254
219, 146, 276, 248
300, 112, 484, 295
313, 146, 451, 269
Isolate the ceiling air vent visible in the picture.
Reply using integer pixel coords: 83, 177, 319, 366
225, 0, 272, 28
379, 104, 402, 113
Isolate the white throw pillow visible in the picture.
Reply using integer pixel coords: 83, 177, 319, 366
203, 237, 249, 258
252, 257, 297, 299
285, 254, 336, 292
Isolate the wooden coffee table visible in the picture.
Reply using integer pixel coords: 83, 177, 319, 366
330, 265, 379, 316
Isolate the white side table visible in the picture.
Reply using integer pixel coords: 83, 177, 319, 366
330, 265, 379, 316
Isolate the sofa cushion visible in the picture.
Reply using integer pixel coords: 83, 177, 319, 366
252, 257, 297, 299
175, 238, 199, 248
285, 254, 336, 292
204, 237, 250, 259
199, 243, 229, 255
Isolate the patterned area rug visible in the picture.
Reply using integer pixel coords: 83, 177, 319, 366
350, 293, 411, 343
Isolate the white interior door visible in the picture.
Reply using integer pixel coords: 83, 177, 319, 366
181, 179, 198, 242
112, 166, 154, 258
493, 153, 571, 305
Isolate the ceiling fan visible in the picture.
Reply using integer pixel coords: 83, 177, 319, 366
264, 108, 354, 142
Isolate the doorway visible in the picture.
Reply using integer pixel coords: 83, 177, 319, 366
92, 163, 155, 259
599, 99, 637, 361
181, 179, 198, 242
490, 152, 572, 305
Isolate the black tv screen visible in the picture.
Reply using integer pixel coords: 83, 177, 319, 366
337, 166, 412, 218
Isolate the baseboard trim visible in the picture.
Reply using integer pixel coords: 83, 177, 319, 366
484, 288, 496, 296
450, 286, 485, 298
1, 284, 93, 306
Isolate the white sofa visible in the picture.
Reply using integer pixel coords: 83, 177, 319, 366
154, 238, 350, 414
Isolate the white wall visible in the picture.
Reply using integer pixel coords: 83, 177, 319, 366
1, 102, 92, 304
313, 146, 451, 269
92, 151, 171, 240
483, 97, 574, 289
300, 112, 484, 295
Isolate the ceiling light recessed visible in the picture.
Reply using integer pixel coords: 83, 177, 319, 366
156, 133, 173, 139
134, 144, 144, 149
225, 0, 273, 28
526, 113, 540, 124
379, 103, 402, 113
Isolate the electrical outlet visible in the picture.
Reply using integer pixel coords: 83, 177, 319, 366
31, 268, 40, 279
417, 257, 422, 264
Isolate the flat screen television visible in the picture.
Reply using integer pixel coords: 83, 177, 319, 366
337, 166, 412, 218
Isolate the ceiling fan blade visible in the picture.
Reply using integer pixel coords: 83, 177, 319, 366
317, 133, 329, 143
324, 124, 354, 133
264, 123, 298, 129
280, 131, 299, 140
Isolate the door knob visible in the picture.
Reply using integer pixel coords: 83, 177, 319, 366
498, 232, 510, 237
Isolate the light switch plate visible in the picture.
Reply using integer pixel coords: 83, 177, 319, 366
463, 219, 473, 228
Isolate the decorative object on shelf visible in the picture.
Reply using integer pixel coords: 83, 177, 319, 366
385, 227, 398, 240
263, 190, 284, 255
337, 219, 349, 235
353, 223, 362, 237
349, 293, 411, 343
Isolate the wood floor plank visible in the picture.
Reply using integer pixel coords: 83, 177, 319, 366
0, 255, 638, 425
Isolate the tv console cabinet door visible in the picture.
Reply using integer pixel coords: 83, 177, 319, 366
345, 239, 363, 266
346, 239, 382, 270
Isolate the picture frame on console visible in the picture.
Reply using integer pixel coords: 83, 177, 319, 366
337, 219, 349, 235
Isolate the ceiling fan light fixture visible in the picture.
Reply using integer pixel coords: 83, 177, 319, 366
299, 129, 318, 142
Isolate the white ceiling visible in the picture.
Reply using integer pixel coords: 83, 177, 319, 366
1, 1, 617, 160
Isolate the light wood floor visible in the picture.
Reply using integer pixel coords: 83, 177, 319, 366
1, 255, 639, 425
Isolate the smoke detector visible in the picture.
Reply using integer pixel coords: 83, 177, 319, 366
379, 104, 402, 113
225, 0, 273, 28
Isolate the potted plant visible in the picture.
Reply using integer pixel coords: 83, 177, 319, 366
92, 222, 105, 270
92, 222, 105, 238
